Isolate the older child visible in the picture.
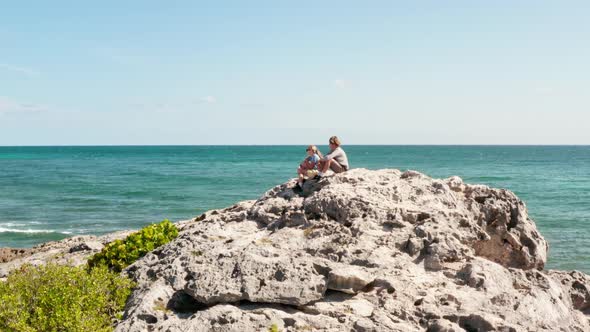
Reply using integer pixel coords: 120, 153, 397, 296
296, 145, 322, 189
318, 136, 349, 177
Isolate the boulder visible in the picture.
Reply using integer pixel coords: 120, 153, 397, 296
114, 169, 590, 331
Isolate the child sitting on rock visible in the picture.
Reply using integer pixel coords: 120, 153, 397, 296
296, 145, 322, 190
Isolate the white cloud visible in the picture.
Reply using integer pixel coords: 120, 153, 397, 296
333, 79, 351, 88
200, 96, 216, 104
0, 97, 47, 114
0, 63, 39, 77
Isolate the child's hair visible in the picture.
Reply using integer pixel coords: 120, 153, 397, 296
307, 145, 323, 159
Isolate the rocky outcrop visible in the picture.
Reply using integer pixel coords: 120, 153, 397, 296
1, 169, 587, 331
111, 169, 589, 331
0, 248, 35, 263
0, 231, 134, 279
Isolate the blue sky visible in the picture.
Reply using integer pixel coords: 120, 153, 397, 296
1, 1, 589, 145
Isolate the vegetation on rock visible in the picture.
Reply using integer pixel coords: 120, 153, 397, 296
0, 263, 134, 332
0, 220, 180, 331
88, 219, 178, 272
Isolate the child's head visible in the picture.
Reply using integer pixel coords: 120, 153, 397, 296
306, 145, 319, 155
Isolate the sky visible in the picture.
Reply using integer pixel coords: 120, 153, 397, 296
0, 1, 589, 145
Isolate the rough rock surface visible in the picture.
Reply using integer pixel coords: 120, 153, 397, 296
110, 169, 589, 332
0, 230, 135, 279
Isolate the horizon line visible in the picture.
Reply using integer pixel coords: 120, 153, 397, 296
2, 144, 590, 148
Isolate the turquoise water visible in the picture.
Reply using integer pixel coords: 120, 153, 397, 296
0, 146, 589, 272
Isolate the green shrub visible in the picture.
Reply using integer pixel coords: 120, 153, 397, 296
88, 219, 178, 272
0, 263, 134, 332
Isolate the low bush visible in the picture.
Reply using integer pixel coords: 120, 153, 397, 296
88, 219, 178, 272
0, 263, 134, 332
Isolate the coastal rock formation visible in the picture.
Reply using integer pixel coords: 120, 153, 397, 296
0, 230, 134, 280
111, 169, 589, 331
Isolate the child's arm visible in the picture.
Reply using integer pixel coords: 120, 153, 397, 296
301, 159, 314, 169
310, 154, 320, 168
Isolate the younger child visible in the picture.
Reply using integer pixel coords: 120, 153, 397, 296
296, 145, 322, 189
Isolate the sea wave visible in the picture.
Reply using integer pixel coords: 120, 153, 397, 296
0, 227, 71, 234
0, 222, 27, 227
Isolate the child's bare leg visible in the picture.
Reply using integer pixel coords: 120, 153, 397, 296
320, 160, 332, 173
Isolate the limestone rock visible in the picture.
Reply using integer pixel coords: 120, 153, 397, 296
327, 266, 374, 294
0, 248, 34, 263
2, 168, 589, 332
112, 169, 590, 332
0, 231, 135, 279
184, 249, 327, 306
69, 240, 104, 253
426, 319, 463, 332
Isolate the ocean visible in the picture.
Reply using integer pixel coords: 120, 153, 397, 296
0, 146, 588, 272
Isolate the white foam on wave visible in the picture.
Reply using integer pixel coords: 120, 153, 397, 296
0, 227, 70, 235
0, 222, 27, 227
0, 221, 73, 235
